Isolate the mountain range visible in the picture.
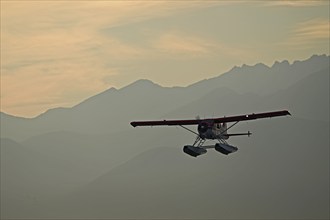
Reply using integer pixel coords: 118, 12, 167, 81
1, 54, 329, 141
1, 54, 329, 219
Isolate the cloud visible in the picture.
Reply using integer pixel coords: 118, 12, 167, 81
152, 31, 214, 57
262, 0, 328, 7
1, 59, 121, 117
2, 1, 194, 116
1, 1, 328, 117
1, 22, 132, 116
280, 18, 329, 49
293, 19, 329, 40
151, 29, 258, 62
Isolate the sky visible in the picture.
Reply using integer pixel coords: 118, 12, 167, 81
1, 1, 329, 118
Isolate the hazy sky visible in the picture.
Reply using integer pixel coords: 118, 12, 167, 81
1, 1, 329, 117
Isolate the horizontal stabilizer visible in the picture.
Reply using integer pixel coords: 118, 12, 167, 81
225, 131, 252, 137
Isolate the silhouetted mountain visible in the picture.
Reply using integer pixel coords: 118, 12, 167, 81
0, 138, 89, 218
1, 55, 329, 141
35, 117, 329, 219
164, 65, 329, 121
1, 54, 329, 219
188, 54, 329, 95
261, 67, 329, 121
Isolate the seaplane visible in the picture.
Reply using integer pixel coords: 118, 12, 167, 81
130, 110, 290, 157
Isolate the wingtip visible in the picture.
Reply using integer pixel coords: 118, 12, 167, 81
285, 110, 291, 116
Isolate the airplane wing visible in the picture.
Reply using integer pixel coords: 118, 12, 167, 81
130, 110, 290, 127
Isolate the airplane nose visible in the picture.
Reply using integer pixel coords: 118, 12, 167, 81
198, 122, 208, 133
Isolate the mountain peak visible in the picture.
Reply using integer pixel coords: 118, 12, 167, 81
132, 79, 158, 86
240, 62, 269, 71
310, 54, 328, 59
272, 60, 290, 68
121, 79, 161, 91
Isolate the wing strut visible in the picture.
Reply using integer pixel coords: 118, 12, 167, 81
179, 125, 199, 136
220, 121, 239, 135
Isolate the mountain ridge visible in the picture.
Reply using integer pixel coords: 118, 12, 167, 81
0, 54, 329, 141
43, 117, 329, 219
2, 54, 328, 119
1, 54, 329, 219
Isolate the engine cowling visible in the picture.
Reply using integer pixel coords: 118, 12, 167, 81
183, 145, 207, 157
197, 122, 209, 134
214, 143, 238, 155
